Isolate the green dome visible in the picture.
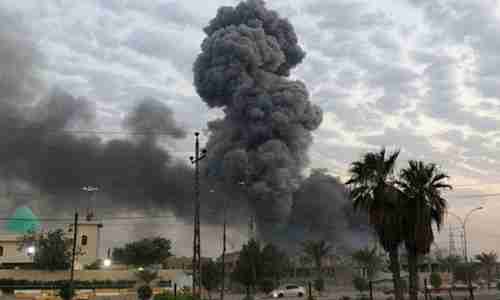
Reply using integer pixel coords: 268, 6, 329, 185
6, 206, 40, 234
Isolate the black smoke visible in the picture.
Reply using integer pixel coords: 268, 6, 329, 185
194, 0, 323, 234
0, 19, 198, 220
194, 0, 369, 248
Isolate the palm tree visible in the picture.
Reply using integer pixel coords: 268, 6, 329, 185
398, 160, 451, 300
351, 246, 384, 280
301, 240, 332, 278
346, 148, 405, 300
475, 251, 498, 289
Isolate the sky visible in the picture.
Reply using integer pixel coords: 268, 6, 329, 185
1, 0, 500, 258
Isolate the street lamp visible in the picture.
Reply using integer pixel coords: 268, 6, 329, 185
26, 246, 36, 256
447, 206, 483, 300
447, 206, 483, 262
103, 258, 112, 268
82, 186, 99, 221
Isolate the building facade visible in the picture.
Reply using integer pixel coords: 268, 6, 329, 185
0, 221, 103, 269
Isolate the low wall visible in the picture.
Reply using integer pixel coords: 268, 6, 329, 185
0, 269, 185, 282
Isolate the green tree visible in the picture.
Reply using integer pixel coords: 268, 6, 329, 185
302, 240, 332, 277
347, 148, 405, 300
437, 255, 462, 275
202, 260, 222, 300
232, 239, 261, 298
351, 247, 384, 280
430, 272, 442, 289
135, 269, 159, 285
113, 237, 172, 267
475, 251, 498, 289
398, 161, 451, 300
260, 243, 289, 285
18, 229, 73, 271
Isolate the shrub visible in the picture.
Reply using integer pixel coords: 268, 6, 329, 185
314, 278, 325, 292
154, 292, 173, 300
356, 295, 370, 300
497, 281, 500, 290
59, 282, 75, 300
430, 273, 442, 289
84, 259, 102, 270
138, 285, 153, 300
353, 276, 369, 293
259, 279, 275, 294
339, 296, 351, 300
242, 295, 255, 300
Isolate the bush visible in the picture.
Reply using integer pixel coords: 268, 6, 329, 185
339, 296, 351, 300
259, 279, 275, 294
59, 282, 75, 300
242, 295, 255, 300
84, 259, 102, 270
353, 276, 369, 293
497, 281, 500, 290
154, 291, 199, 300
356, 295, 370, 300
0, 286, 14, 294
138, 285, 153, 300
314, 278, 325, 292
430, 273, 442, 289
154, 292, 173, 300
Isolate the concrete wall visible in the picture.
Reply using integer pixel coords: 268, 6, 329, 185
0, 242, 32, 263
0, 269, 187, 282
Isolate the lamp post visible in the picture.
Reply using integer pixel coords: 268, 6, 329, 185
447, 207, 483, 262
447, 206, 483, 300
82, 186, 99, 221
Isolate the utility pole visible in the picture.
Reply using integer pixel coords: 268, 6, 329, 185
220, 194, 227, 300
448, 207, 483, 300
190, 132, 207, 298
70, 212, 79, 291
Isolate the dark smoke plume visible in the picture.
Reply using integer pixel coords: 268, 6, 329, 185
194, 0, 323, 234
0, 20, 200, 220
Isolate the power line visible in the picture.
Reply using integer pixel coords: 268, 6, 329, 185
450, 192, 500, 199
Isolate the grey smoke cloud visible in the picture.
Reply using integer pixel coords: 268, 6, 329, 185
194, 0, 327, 237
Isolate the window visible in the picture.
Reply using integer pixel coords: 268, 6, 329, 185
0, 246, 3, 257
286, 285, 298, 290
81, 235, 88, 246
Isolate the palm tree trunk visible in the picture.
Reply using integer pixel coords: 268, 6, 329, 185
389, 248, 404, 300
487, 268, 491, 290
408, 252, 419, 300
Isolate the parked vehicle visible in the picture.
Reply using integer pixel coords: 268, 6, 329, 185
270, 285, 306, 298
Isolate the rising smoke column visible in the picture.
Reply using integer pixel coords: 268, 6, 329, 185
194, 0, 323, 233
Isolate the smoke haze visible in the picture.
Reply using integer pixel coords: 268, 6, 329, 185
0, 0, 368, 255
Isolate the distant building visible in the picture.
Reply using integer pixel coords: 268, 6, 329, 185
0, 220, 103, 270
0, 234, 34, 268
163, 256, 212, 270
67, 221, 103, 269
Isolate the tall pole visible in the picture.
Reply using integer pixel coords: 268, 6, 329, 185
190, 132, 207, 298
221, 195, 227, 300
70, 212, 79, 290
448, 207, 483, 300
